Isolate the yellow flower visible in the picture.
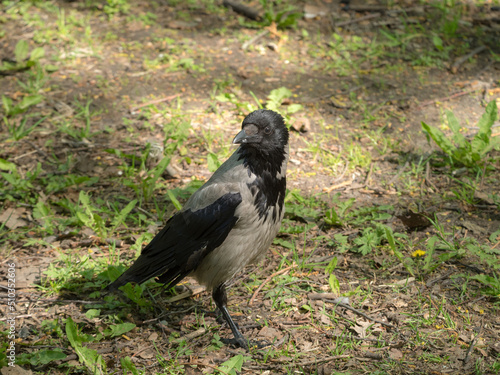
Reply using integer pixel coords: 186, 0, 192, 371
411, 249, 426, 257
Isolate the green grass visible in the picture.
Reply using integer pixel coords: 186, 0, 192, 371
1, 0, 499, 374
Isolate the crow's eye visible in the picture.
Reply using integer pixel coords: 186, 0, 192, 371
263, 126, 272, 135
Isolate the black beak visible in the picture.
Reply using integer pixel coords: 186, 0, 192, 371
232, 129, 248, 144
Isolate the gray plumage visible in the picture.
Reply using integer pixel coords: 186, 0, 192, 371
105, 109, 289, 349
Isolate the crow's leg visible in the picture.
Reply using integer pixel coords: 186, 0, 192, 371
212, 284, 248, 349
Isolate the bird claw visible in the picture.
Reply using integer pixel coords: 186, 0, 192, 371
221, 336, 249, 350
221, 337, 271, 350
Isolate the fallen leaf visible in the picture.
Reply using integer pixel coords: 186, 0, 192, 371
0, 208, 28, 229
352, 320, 372, 338
389, 348, 403, 360
0, 365, 33, 375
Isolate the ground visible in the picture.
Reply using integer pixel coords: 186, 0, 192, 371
0, 1, 500, 374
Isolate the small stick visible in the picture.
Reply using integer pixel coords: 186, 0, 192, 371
364, 163, 374, 185
130, 94, 181, 112
326, 333, 386, 344
332, 161, 349, 183
242, 29, 269, 50
451, 45, 487, 74
323, 179, 352, 193
326, 299, 398, 330
0, 312, 51, 321
295, 355, 350, 366
249, 265, 294, 305
336, 13, 382, 27
425, 161, 438, 191
388, 161, 409, 185
415, 88, 477, 109
463, 323, 483, 364
172, 327, 206, 343
223, 0, 261, 21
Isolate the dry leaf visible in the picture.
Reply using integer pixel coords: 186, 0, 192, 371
389, 348, 403, 360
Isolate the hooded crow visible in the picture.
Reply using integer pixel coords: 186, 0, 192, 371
105, 109, 289, 349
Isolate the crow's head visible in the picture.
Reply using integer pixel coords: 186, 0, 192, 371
233, 109, 289, 154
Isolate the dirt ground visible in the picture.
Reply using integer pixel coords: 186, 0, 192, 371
1, 1, 500, 374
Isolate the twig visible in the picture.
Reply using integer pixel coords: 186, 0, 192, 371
294, 355, 350, 367
388, 161, 409, 185
0, 312, 51, 321
12, 150, 38, 161
424, 161, 438, 191
223, 0, 261, 21
457, 295, 486, 307
249, 265, 295, 305
172, 327, 206, 343
242, 29, 269, 50
425, 270, 455, 288
323, 179, 352, 193
0, 297, 106, 304
415, 88, 478, 109
130, 94, 181, 113
326, 300, 398, 330
451, 46, 487, 74
332, 161, 349, 183
463, 323, 483, 364
346, 5, 389, 12
140, 305, 197, 324
131, 345, 154, 358
326, 333, 386, 344
364, 163, 374, 185
24, 140, 51, 160
335, 13, 382, 27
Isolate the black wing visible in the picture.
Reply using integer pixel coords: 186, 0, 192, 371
105, 192, 242, 291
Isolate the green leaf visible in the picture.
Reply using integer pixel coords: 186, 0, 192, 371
15, 40, 29, 62
287, 103, 303, 114
66, 317, 105, 371
385, 226, 415, 276
432, 35, 443, 50
328, 274, 340, 294
469, 273, 499, 289
111, 199, 137, 230
217, 354, 250, 375
121, 356, 140, 375
421, 121, 456, 157
85, 309, 101, 319
267, 87, 292, 111
325, 256, 338, 274
45, 64, 59, 72
30, 47, 45, 61
273, 238, 294, 249
167, 189, 182, 210
446, 110, 467, 148
0, 158, 17, 172
423, 236, 439, 272
325, 207, 342, 226
207, 152, 221, 173
104, 322, 136, 337
17, 349, 67, 365
477, 100, 498, 138
472, 100, 498, 156
18, 94, 43, 110
2, 95, 12, 114
489, 229, 500, 243
384, 226, 396, 252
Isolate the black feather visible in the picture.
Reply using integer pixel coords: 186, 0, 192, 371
236, 109, 288, 220
105, 192, 242, 291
